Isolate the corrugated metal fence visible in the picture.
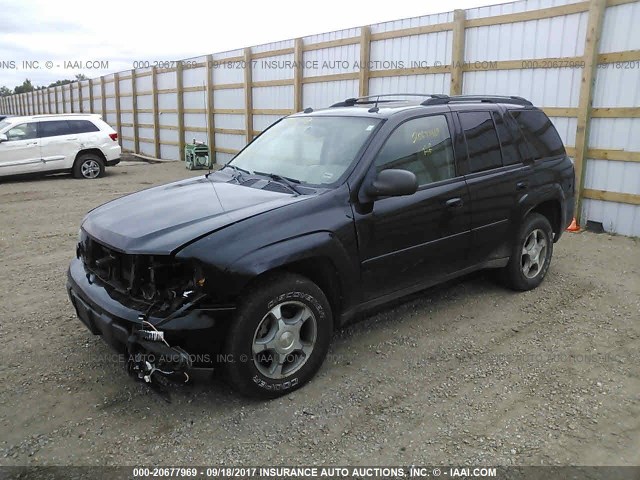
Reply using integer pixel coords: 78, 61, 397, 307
1, 0, 639, 236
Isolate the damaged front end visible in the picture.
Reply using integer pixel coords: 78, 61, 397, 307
68, 230, 234, 399
126, 333, 194, 400
77, 231, 207, 310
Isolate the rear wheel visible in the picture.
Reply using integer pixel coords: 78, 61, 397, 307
223, 273, 333, 399
73, 153, 105, 179
501, 213, 553, 291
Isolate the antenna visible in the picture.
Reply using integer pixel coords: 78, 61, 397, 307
203, 80, 211, 176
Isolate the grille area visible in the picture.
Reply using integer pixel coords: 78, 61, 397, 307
78, 234, 194, 304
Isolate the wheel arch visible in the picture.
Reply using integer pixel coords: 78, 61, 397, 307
223, 231, 359, 326
526, 198, 562, 242
74, 148, 107, 165
247, 256, 343, 327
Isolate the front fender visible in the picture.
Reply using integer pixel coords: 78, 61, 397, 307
225, 230, 360, 303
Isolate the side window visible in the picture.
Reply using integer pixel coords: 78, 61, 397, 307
67, 120, 99, 134
459, 111, 503, 173
5, 123, 37, 141
375, 115, 455, 186
509, 109, 565, 160
39, 120, 72, 138
492, 112, 521, 166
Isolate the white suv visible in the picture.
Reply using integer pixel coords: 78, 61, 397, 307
0, 114, 121, 179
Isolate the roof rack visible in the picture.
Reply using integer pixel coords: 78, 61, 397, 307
421, 95, 533, 106
31, 113, 99, 118
330, 93, 449, 108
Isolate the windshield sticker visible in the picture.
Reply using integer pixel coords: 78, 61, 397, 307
323, 172, 334, 179
365, 124, 375, 131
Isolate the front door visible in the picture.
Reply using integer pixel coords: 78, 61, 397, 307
0, 122, 41, 176
354, 113, 472, 301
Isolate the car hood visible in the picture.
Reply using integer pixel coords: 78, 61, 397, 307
81, 175, 309, 255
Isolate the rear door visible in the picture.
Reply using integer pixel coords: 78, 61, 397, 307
354, 112, 472, 301
0, 122, 41, 176
38, 120, 80, 171
457, 109, 530, 264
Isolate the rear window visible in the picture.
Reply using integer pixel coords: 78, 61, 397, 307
39, 120, 72, 138
459, 111, 503, 173
509, 109, 565, 160
38, 119, 100, 138
67, 120, 99, 134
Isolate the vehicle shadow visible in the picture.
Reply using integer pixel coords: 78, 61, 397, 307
169, 269, 511, 406
0, 172, 71, 184
0, 167, 129, 185
0, 168, 121, 184
337, 269, 504, 336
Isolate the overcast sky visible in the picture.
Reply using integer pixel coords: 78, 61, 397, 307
0, 0, 492, 89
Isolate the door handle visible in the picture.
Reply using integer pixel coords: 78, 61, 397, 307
445, 197, 464, 209
66, 138, 78, 141
516, 181, 529, 191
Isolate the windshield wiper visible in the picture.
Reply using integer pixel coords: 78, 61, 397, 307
218, 164, 252, 182
254, 171, 303, 195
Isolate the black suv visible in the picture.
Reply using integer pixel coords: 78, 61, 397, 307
67, 94, 575, 398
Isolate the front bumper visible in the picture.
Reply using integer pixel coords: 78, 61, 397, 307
105, 158, 120, 167
66, 257, 233, 362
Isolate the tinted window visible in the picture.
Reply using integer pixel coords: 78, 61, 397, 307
492, 112, 520, 165
509, 109, 565, 160
504, 112, 532, 161
67, 120, 99, 134
39, 120, 72, 138
375, 115, 455, 186
459, 111, 502, 173
5, 123, 37, 141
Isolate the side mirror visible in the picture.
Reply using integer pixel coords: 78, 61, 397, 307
0, 133, 7, 143
365, 169, 418, 198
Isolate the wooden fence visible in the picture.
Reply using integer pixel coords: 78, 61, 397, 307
1, 0, 639, 233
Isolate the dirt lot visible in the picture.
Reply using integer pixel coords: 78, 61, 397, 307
0, 161, 639, 467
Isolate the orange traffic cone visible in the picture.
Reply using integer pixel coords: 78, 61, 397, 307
566, 217, 580, 232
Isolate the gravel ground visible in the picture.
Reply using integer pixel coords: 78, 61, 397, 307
0, 161, 639, 467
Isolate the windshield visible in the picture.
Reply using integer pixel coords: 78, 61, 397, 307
0, 120, 10, 132
229, 116, 381, 185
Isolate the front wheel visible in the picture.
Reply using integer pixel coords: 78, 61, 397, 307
223, 273, 333, 399
501, 213, 554, 291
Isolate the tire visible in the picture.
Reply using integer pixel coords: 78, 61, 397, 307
223, 272, 333, 399
73, 153, 105, 179
500, 213, 554, 291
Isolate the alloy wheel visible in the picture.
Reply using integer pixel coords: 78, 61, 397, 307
521, 228, 548, 279
252, 301, 317, 379
81, 159, 101, 179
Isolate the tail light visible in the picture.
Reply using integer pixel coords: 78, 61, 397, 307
109, 133, 118, 141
